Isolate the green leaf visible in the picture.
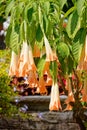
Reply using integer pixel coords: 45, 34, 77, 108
38, 6, 44, 33
5, 25, 12, 47
67, 55, 74, 74
36, 24, 43, 42
72, 28, 86, 62
23, 20, 27, 41
5, 0, 15, 18
24, 2, 33, 22
15, 2, 24, 22
10, 24, 20, 54
72, 41, 82, 63
20, 21, 24, 43
77, 0, 85, 16
66, 10, 80, 39
37, 58, 45, 77
73, 28, 86, 44
50, 61, 58, 83
59, 0, 67, 9
28, 21, 36, 44
72, 0, 77, 5
27, 7, 33, 22
19, 20, 28, 42
57, 42, 70, 61
43, 1, 50, 15
43, 13, 49, 33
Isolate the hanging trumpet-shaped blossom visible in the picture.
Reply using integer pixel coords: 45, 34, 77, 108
18, 41, 29, 77
28, 44, 37, 71
26, 44, 38, 88
18, 41, 37, 78
27, 70, 38, 88
44, 35, 58, 62
77, 35, 87, 71
38, 76, 48, 95
64, 76, 75, 111
33, 44, 40, 57
77, 35, 87, 103
81, 78, 87, 102
49, 81, 62, 111
9, 51, 19, 77
43, 62, 53, 87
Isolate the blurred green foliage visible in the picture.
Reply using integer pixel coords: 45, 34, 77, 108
0, 49, 18, 116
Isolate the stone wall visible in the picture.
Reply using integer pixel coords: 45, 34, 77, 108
0, 111, 81, 130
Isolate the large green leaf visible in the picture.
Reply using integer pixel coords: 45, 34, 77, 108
43, 1, 50, 15
24, 1, 33, 22
67, 55, 74, 74
43, 13, 49, 33
38, 6, 44, 33
15, 2, 24, 22
10, 23, 20, 54
37, 58, 45, 77
57, 42, 70, 61
66, 10, 80, 39
72, 28, 86, 62
5, 25, 12, 47
20, 21, 24, 43
50, 61, 58, 83
58, 0, 67, 9
76, 0, 85, 16
5, 0, 15, 18
36, 24, 43, 42
27, 7, 33, 22
23, 20, 27, 41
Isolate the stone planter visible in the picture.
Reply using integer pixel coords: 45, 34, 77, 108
0, 111, 81, 130
1, 95, 86, 130
11, 95, 68, 111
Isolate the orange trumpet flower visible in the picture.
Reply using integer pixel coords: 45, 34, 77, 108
9, 51, 19, 77
27, 70, 39, 88
33, 44, 40, 57
28, 44, 37, 71
18, 41, 29, 77
77, 35, 87, 71
64, 76, 75, 111
49, 81, 62, 111
18, 41, 37, 77
81, 78, 87, 102
44, 35, 58, 62
38, 76, 48, 95
43, 61, 53, 86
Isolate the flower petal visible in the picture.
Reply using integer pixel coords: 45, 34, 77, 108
49, 82, 62, 111
9, 51, 19, 76
44, 35, 58, 61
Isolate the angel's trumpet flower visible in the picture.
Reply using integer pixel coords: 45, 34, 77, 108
44, 35, 58, 62
38, 76, 48, 95
18, 41, 37, 77
43, 61, 53, 87
49, 81, 62, 111
81, 78, 87, 102
27, 70, 38, 88
64, 77, 75, 111
9, 51, 19, 77
77, 35, 87, 71
28, 44, 37, 71
18, 41, 29, 77
33, 44, 40, 57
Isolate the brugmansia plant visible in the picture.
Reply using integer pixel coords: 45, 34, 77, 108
1, 0, 69, 111
0, 0, 87, 119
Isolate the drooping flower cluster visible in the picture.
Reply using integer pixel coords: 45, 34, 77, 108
9, 36, 62, 111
